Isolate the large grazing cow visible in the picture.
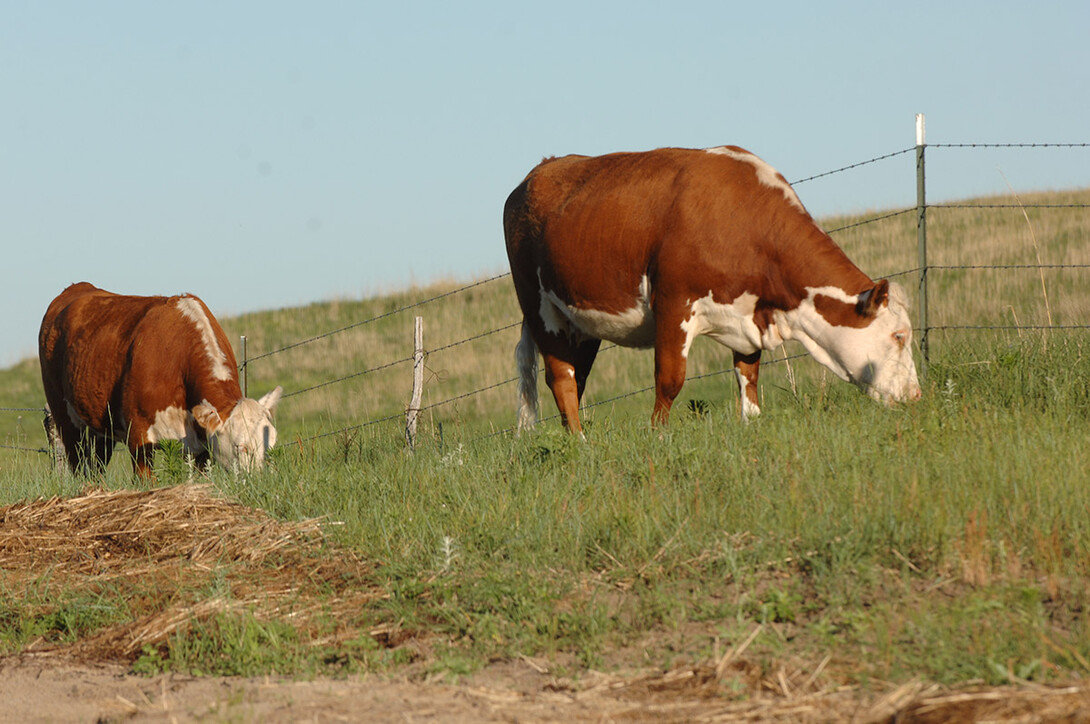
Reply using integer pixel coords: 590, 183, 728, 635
39, 282, 283, 477
503, 146, 921, 434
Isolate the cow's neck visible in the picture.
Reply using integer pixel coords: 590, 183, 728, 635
756, 225, 875, 353
777, 225, 873, 301
188, 375, 243, 417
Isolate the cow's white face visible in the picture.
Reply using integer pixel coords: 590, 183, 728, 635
854, 285, 921, 404
195, 386, 283, 472
791, 282, 921, 405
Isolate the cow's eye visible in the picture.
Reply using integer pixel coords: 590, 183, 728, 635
892, 331, 907, 349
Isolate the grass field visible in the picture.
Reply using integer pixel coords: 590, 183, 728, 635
1, 190, 1088, 696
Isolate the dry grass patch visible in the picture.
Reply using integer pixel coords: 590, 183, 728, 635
486, 661, 1090, 723
0, 483, 390, 663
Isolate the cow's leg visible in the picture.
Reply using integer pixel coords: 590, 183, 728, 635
66, 432, 88, 474
652, 310, 689, 426
52, 414, 103, 476
733, 350, 762, 421
550, 337, 601, 434
44, 407, 78, 474
130, 442, 156, 479
189, 450, 212, 474
71, 429, 114, 476
573, 338, 601, 404
90, 433, 115, 473
542, 352, 584, 435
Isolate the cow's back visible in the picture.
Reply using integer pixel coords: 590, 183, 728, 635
40, 283, 175, 433
505, 151, 684, 315
506, 147, 870, 314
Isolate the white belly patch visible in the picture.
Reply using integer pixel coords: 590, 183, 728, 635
538, 272, 656, 348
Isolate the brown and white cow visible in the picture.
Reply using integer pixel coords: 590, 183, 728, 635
39, 282, 283, 477
503, 146, 921, 434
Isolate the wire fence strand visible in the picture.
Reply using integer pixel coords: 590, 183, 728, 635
248, 272, 512, 362
824, 208, 916, 234
790, 147, 916, 185
931, 143, 1090, 149
283, 356, 415, 399
0, 443, 50, 454
929, 263, 1090, 271
931, 203, 1090, 210
931, 324, 1090, 331
428, 321, 522, 355
296, 411, 406, 443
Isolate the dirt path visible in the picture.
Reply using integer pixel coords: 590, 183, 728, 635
2, 655, 593, 723
6, 654, 1090, 723
0, 655, 732, 723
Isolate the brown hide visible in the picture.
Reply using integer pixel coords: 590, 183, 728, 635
506, 147, 872, 320
503, 146, 882, 432
39, 282, 244, 475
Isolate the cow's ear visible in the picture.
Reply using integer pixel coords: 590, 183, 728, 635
193, 401, 223, 433
258, 386, 283, 415
858, 279, 890, 318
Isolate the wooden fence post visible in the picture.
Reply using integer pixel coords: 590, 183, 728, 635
405, 316, 424, 451
240, 335, 248, 397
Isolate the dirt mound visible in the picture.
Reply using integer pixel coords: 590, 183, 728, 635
0, 483, 387, 662
1, 483, 329, 569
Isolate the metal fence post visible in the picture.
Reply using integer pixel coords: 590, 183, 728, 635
405, 316, 424, 451
915, 113, 929, 375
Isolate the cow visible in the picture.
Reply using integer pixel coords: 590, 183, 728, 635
503, 146, 921, 434
38, 282, 283, 477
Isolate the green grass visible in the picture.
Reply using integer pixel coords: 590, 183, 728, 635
2, 337, 1089, 685
1, 189, 1089, 687
0, 582, 133, 652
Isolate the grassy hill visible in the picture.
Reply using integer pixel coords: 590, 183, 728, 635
1, 189, 1089, 692
5, 188, 1087, 462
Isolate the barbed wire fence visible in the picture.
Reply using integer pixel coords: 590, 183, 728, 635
223, 132, 1090, 447
0, 406, 49, 455
4, 128, 1088, 456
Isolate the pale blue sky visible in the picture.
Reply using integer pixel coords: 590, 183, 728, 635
3, 1, 1088, 366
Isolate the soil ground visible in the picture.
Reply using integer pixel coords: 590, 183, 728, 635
3, 485, 1089, 723
4, 654, 1090, 723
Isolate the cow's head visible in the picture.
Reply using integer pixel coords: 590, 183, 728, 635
193, 386, 283, 472
792, 280, 922, 405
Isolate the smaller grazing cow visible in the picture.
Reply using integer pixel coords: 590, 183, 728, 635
503, 146, 922, 433
39, 282, 283, 477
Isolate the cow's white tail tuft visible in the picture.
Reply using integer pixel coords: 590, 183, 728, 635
515, 321, 539, 432
42, 404, 69, 475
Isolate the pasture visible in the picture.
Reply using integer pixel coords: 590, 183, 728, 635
1, 190, 1089, 719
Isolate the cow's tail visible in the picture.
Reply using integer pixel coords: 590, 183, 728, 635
42, 404, 69, 474
515, 320, 539, 433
